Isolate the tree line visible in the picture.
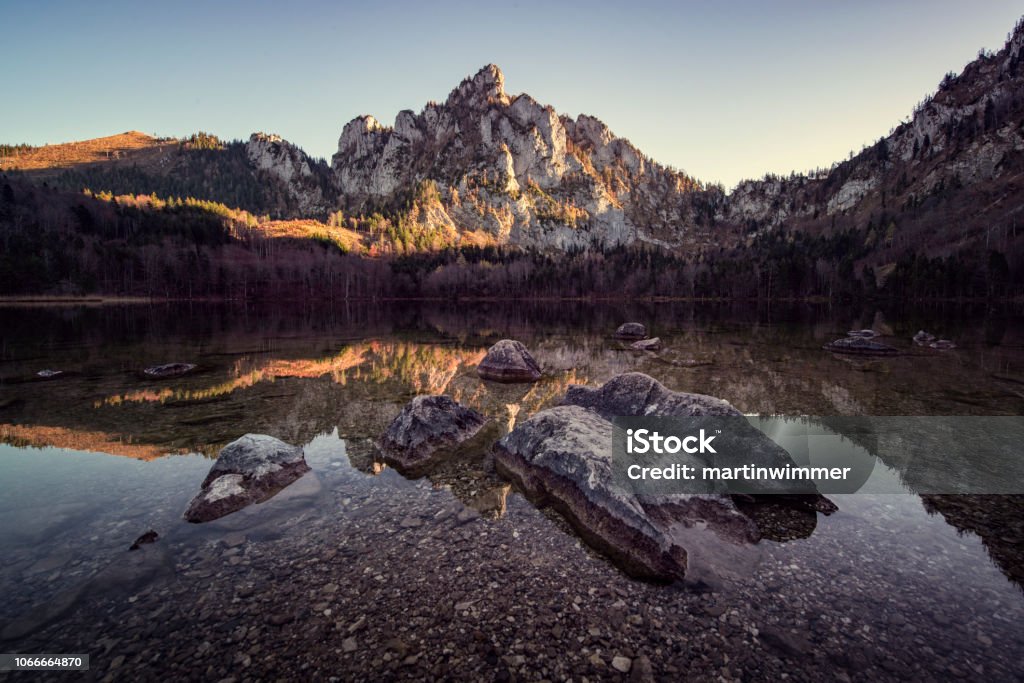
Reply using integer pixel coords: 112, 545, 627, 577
1, 176, 1021, 302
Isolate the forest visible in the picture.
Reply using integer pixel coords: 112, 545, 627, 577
0, 175, 1021, 302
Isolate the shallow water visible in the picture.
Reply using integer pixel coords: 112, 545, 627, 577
0, 302, 1022, 681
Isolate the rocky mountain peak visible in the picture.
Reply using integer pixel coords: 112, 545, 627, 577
245, 132, 327, 215
447, 63, 508, 108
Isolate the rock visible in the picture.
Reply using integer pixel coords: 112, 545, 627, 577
129, 529, 159, 551
342, 637, 358, 653
846, 329, 878, 338
614, 322, 647, 340
36, 369, 64, 379
183, 434, 310, 523
913, 330, 937, 345
143, 362, 197, 378
377, 395, 489, 474
611, 655, 632, 673
493, 404, 760, 582
477, 340, 542, 383
930, 339, 956, 350
564, 372, 739, 419
823, 337, 898, 356
630, 337, 662, 352
495, 373, 834, 583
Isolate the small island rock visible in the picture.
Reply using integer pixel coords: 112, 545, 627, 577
184, 434, 310, 523
630, 337, 662, 352
477, 340, 542, 383
824, 337, 898, 356
377, 395, 489, 474
614, 322, 647, 340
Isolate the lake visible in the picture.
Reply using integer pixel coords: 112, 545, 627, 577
0, 302, 1022, 681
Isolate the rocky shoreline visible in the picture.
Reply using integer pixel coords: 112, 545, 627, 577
2, 461, 1020, 682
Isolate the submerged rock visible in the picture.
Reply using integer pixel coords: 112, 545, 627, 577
143, 362, 197, 378
377, 395, 490, 475
913, 330, 936, 345
564, 372, 738, 419
824, 337, 898, 356
614, 322, 647, 340
184, 434, 310, 523
129, 529, 159, 550
930, 339, 956, 350
630, 337, 662, 352
477, 340, 542, 383
847, 329, 879, 338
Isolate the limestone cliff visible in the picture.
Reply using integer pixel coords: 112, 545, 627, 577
245, 133, 329, 216
330, 64, 724, 250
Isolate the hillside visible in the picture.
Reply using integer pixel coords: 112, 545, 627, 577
727, 18, 1024, 280
2, 131, 334, 220
0, 131, 173, 172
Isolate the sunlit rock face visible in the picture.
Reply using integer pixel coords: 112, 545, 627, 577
331, 64, 722, 250
246, 133, 328, 215
184, 434, 310, 523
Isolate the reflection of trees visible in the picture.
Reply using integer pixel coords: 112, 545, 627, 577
0, 424, 182, 461
921, 495, 1024, 590
97, 342, 486, 407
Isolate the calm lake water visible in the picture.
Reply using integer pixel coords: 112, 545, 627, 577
0, 302, 1022, 681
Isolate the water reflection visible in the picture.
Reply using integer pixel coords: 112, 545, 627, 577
1, 302, 1023, 587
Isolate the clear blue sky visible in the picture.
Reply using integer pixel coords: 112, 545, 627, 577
2, 0, 1021, 188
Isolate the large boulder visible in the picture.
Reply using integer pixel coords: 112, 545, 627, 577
495, 373, 836, 583
614, 322, 647, 340
823, 337, 898, 356
477, 340, 542, 383
493, 405, 760, 583
184, 434, 310, 523
564, 372, 738, 419
377, 395, 489, 475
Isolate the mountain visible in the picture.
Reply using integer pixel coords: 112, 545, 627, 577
1, 16, 1023, 300
726, 18, 1024, 265
330, 64, 724, 250
325, 20, 1024, 259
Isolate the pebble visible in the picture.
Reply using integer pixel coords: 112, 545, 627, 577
611, 655, 632, 673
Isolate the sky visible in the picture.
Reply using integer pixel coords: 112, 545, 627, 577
2, 0, 1022, 189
